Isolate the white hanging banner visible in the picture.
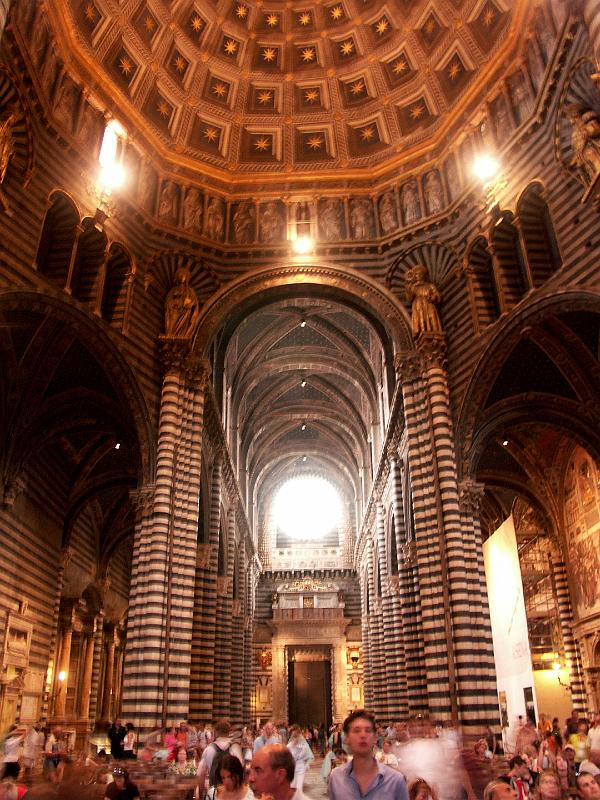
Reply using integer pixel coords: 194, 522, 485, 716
483, 514, 537, 751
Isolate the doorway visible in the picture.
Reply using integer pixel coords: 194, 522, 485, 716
287, 645, 332, 728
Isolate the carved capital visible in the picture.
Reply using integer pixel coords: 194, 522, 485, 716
459, 479, 485, 513
185, 355, 212, 388
129, 484, 155, 513
217, 576, 231, 597
158, 337, 192, 372
416, 332, 447, 368
399, 539, 417, 567
196, 543, 213, 569
387, 574, 402, 597
394, 350, 422, 383
0, 473, 26, 508
371, 597, 383, 614
60, 547, 74, 570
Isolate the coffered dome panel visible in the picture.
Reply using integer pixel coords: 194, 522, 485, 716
44, 0, 525, 188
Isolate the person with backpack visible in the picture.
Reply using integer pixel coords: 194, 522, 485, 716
196, 720, 243, 798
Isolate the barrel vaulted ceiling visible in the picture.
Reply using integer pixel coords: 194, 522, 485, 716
46, 0, 526, 188
221, 297, 393, 512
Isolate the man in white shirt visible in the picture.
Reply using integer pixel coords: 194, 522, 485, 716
588, 714, 600, 766
254, 721, 282, 753
249, 744, 305, 800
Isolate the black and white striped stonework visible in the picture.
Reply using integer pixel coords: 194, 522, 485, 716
553, 557, 586, 711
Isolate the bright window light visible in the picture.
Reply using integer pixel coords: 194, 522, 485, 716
293, 236, 314, 254
273, 476, 342, 540
98, 119, 127, 191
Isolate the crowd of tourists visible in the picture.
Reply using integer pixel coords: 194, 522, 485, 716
0, 708, 599, 800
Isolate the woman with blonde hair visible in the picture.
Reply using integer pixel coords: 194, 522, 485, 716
533, 769, 563, 800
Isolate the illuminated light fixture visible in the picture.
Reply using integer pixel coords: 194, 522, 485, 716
300, 379, 306, 387
473, 153, 507, 215
300, 319, 307, 327
302, 456, 307, 462
502, 438, 509, 447
98, 118, 127, 192
58, 670, 67, 682
115, 442, 121, 450
293, 235, 314, 254
552, 660, 561, 673
301, 423, 306, 430
473, 154, 499, 183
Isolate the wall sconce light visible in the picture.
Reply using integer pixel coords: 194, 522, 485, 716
349, 649, 360, 669
473, 154, 508, 215
88, 118, 128, 227
553, 658, 571, 692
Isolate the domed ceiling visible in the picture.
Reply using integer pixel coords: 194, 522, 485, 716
48, 0, 526, 188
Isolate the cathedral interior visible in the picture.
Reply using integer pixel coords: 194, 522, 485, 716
1, 0, 600, 746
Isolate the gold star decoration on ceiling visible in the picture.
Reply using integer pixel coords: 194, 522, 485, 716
174, 55, 187, 72
350, 79, 366, 95
118, 55, 134, 76
359, 125, 376, 142
306, 135, 324, 150
157, 100, 171, 117
224, 38, 238, 55
84, 3, 96, 23
304, 88, 320, 103
191, 15, 204, 32
203, 126, 219, 142
236, 4, 248, 18
144, 15, 156, 32
448, 60, 462, 80
410, 103, 425, 119
424, 18, 436, 35
212, 82, 228, 98
298, 12, 311, 25
262, 47, 277, 62
392, 57, 408, 75
266, 13, 279, 27
375, 18, 389, 35
301, 47, 316, 63
330, 5, 344, 20
257, 90, 273, 104
482, 7, 495, 26
254, 136, 271, 151
340, 40, 354, 56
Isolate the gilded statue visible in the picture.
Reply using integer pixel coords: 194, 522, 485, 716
0, 108, 18, 185
164, 268, 200, 339
568, 104, 600, 189
404, 265, 443, 338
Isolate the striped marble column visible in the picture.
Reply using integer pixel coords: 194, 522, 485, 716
230, 534, 245, 725
360, 541, 375, 711
242, 562, 255, 724
386, 454, 411, 718
458, 480, 499, 726
41, 547, 72, 723
213, 505, 237, 718
121, 343, 210, 731
552, 557, 586, 711
395, 349, 454, 721
376, 499, 400, 721
88, 610, 104, 726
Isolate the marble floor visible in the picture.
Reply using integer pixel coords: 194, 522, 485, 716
302, 757, 328, 799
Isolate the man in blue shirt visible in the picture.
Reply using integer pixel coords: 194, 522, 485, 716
329, 710, 409, 800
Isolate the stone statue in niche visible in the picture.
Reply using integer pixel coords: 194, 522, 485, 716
404, 264, 443, 338
349, 197, 374, 240
54, 80, 76, 133
568, 105, 600, 190
183, 188, 203, 233
158, 181, 178, 223
445, 155, 460, 201
424, 171, 443, 215
78, 107, 98, 148
319, 198, 344, 240
205, 196, 225, 241
493, 95, 511, 140
401, 181, 420, 226
511, 73, 533, 122
164, 267, 200, 339
138, 161, 155, 211
260, 201, 284, 243
0, 108, 18, 184
233, 201, 255, 244
378, 191, 397, 234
